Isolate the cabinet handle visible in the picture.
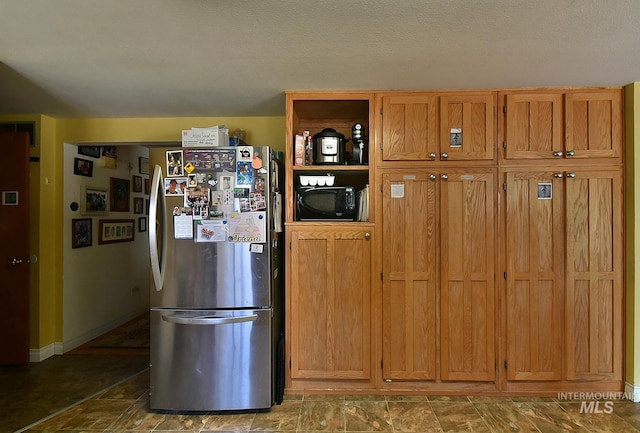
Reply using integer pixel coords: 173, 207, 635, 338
441, 153, 449, 159
553, 151, 564, 157
566, 172, 576, 178
554, 173, 564, 178
566, 150, 575, 157
429, 174, 437, 180
441, 174, 448, 180
364, 232, 371, 240
429, 152, 437, 159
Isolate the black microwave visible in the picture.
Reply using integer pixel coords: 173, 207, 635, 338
296, 186, 357, 221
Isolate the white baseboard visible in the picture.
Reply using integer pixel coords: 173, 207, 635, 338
625, 382, 640, 402
62, 309, 148, 353
29, 342, 63, 362
28, 309, 147, 362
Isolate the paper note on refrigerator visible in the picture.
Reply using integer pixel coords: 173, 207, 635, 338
194, 219, 227, 242
227, 211, 266, 243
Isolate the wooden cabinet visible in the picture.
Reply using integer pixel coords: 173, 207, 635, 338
565, 90, 623, 159
379, 94, 439, 162
378, 92, 496, 164
288, 226, 372, 383
285, 92, 375, 390
504, 168, 623, 384
502, 89, 622, 160
381, 169, 496, 383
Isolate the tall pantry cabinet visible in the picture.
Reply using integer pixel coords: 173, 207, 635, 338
284, 87, 624, 395
501, 89, 623, 391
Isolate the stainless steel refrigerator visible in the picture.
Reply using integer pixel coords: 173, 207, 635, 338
148, 145, 284, 412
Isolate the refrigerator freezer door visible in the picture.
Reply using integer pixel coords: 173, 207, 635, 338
150, 308, 272, 411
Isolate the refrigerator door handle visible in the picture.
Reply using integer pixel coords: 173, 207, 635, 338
149, 164, 168, 292
162, 313, 259, 325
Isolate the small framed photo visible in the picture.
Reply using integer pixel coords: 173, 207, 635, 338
2, 191, 18, 205
538, 183, 552, 200
166, 150, 184, 177
134, 197, 144, 214
81, 186, 108, 215
138, 217, 147, 232
99, 219, 135, 244
139, 156, 150, 175
110, 177, 130, 212
144, 178, 150, 195
132, 175, 143, 192
71, 218, 92, 249
78, 146, 101, 158
74, 157, 93, 177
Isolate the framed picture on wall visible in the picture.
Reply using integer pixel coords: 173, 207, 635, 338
80, 185, 108, 216
139, 156, 150, 175
98, 219, 135, 244
138, 217, 147, 232
71, 218, 92, 249
109, 177, 130, 212
77, 146, 101, 158
133, 175, 143, 192
134, 197, 144, 214
73, 157, 93, 177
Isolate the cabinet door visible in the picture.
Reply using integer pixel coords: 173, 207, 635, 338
503, 93, 564, 159
440, 93, 496, 161
381, 173, 438, 381
565, 169, 623, 381
565, 90, 622, 159
440, 171, 496, 381
289, 228, 371, 380
381, 95, 439, 162
504, 171, 564, 381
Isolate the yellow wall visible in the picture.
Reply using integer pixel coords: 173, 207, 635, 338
625, 83, 639, 385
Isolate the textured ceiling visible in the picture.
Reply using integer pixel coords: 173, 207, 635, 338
1, 0, 639, 118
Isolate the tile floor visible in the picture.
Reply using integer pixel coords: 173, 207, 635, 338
4, 354, 640, 433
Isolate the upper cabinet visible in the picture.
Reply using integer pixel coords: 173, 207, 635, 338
501, 89, 622, 160
377, 91, 496, 165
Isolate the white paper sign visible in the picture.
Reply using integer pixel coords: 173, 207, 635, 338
391, 184, 405, 198
173, 214, 194, 239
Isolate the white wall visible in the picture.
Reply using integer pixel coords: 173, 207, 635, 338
63, 143, 150, 351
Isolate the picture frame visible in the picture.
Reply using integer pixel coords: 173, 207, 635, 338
71, 218, 92, 249
166, 150, 184, 177
138, 217, 147, 232
77, 145, 101, 158
98, 219, 135, 244
73, 157, 93, 177
80, 185, 108, 215
132, 175, 143, 192
144, 178, 150, 195
134, 197, 144, 214
139, 156, 150, 175
109, 177, 130, 212
2, 191, 18, 205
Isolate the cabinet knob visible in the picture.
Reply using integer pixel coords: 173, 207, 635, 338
553, 151, 564, 157
566, 150, 575, 157
429, 152, 437, 159
566, 172, 577, 178
364, 232, 371, 240
441, 153, 449, 159
429, 174, 437, 180
554, 173, 564, 178
441, 174, 448, 180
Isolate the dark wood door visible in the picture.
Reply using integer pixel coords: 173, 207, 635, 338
0, 131, 30, 364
